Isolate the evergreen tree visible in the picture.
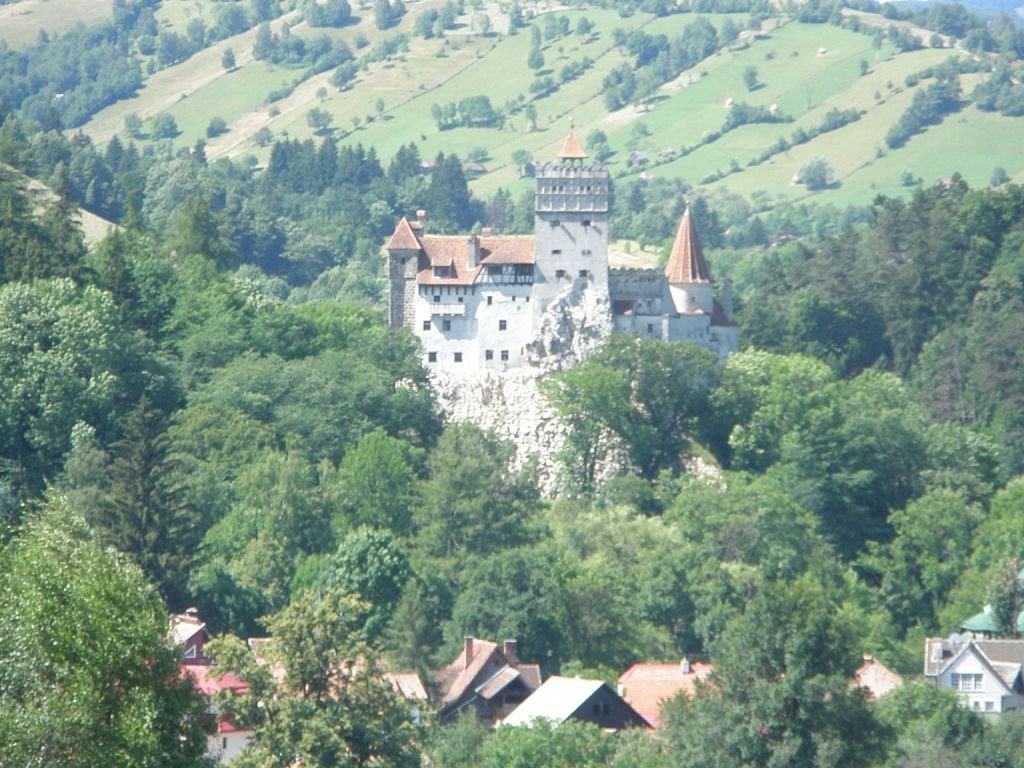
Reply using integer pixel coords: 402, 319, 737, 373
85, 398, 199, 609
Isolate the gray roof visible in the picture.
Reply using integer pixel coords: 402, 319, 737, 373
924, 637, 1024, 692
502, 676, 605, 727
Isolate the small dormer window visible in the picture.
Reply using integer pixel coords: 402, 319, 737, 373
184, 645, 197, 659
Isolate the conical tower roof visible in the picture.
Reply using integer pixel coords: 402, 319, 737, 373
386, 217, 421, 250
665, 208, 710, 284
557, 128, 587, 160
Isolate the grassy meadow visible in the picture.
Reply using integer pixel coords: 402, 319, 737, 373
58, 1, 1024, 212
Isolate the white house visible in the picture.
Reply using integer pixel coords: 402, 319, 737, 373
924, 636, 1024, 713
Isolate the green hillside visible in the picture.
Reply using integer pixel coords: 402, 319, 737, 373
62, 2, 1024, 212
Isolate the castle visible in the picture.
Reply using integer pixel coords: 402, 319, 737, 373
385, 130, 737, 371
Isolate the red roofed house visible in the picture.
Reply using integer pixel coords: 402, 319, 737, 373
617, 658, 713, 728
853, 655, 903, 700
183, 663, 253, 764
434, 637, 542, 725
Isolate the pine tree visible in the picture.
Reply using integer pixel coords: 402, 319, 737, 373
89, 398, 199, 609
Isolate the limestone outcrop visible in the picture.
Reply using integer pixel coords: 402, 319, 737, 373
431, 284, 615, 495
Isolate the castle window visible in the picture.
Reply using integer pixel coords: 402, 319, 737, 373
583, 219, 591, 227
485, 350, 493, 361
556, 269, 567, 279
579, 270, 589, 278
454, 352, 462, 363
458, 296, 464, 303
443, 319, 451, 331
582, 249, 592, 256
499, 320, 507, 331
433, 295, 441, 303
551, 249, 562, 255
647, 323, 654, 334
501, 350, 509, 361
428, 352, 437, 363
487, 295, 493, 305
551, 219, 560, 227
423, 320, 431, 331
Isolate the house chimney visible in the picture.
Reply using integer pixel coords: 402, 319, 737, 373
503, 639, 518, 666
464, 637, 474, 669
680, 657, 691, 674
467, 235, 479, 268
416, 209, 427, 234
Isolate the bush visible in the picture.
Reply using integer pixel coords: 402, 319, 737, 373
206, 116, 228, 138
798, 156, 834, 190
150, 112, 179, 139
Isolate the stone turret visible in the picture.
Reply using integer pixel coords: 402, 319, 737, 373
386, 217, 422, 330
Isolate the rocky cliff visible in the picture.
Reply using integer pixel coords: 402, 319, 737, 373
430, 282, 615, 495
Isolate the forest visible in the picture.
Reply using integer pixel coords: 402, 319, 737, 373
2, 0, 1024, 765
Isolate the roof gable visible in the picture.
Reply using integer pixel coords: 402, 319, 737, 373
503, 676, 605, 726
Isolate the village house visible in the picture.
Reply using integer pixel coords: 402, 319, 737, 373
171, 611, 253, 764
434, 636, 542, 724
852, 655, 903, 700
171, 607, 211, 662
502, 675, 649, 730
617, 658, 713, 729
183, 663, 252, 764
385, 130, 737, 373
925, 636, 1024, 713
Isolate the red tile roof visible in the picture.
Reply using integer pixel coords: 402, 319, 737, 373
665, 208, 710, 285
852, 655, 902, 700
558, 128, 588, 160
183, 663, 250, 698
386, 217, 422, 250
416, 234, 536, 286
617, 662, 713, 728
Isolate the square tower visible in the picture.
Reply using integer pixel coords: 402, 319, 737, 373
532, 130, 610, 317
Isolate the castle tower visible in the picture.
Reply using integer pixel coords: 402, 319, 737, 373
532, 129, 611, 315
665, 207, 714, 316
385, 215, 422, 330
